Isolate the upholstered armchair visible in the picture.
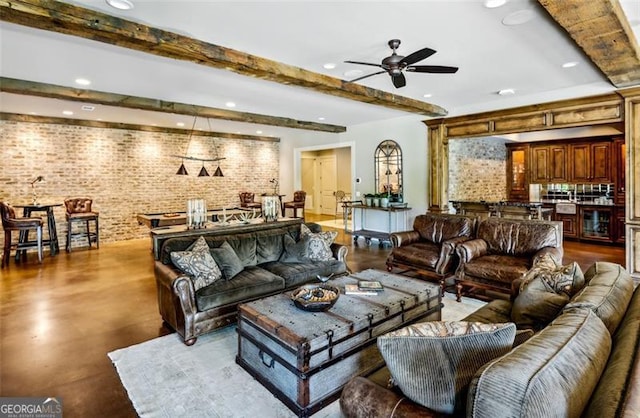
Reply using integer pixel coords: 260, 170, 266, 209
386, 213, 476, 295
283, 190, 306, 219
238, 192, 261, 209
455, 218, 563, 301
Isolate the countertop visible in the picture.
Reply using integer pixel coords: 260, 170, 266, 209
539, 199, 616, 206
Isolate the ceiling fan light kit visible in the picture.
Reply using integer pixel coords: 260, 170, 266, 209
345, 39, 458, 88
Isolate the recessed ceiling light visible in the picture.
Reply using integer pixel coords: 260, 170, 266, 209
502, 9, 535, 26
562, 61, 578, 68
225, 102, 236, 108
344, 69, 363, 78
81, 105, 95, 111
62, 110, 74, 115
256, 130, 263, 134
498, 88, 516, 96
423, 93, 433, 98
176, 122, 185, 127
75, 78, 91, 86
484, 0, 508, 8
323, 63, 336, 70
105, 0, 134, 10
318, 117, 325, 121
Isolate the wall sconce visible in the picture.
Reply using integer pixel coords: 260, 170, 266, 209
173, 116, 225, 177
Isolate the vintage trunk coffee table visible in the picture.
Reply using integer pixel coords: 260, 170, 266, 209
236, 269, 442, 417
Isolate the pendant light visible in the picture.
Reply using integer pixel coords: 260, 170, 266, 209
198, 163, 210, 177
176, 160, 189, 175
173, 115, 226, 176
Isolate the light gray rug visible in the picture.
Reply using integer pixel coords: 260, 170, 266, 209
108, 293, 485, 418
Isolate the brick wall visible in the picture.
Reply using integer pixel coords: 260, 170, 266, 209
0, 120, 279, 247
448, 137, 507, 202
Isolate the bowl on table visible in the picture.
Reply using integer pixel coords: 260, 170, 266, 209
291, 284, 340, 312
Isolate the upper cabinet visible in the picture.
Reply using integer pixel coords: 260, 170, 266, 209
569, 141, 612, 183
530, 144, 568, 183
506, 143, 529, 201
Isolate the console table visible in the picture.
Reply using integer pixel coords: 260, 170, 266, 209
149, 217, 302, 260
348, 204, 411, 246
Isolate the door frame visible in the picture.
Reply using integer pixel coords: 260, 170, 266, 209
293, 141, 356, 211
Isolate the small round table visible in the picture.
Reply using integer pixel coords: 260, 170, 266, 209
14, 203, 62, 257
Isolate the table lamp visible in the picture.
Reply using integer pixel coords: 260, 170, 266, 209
31, 176, 44, 205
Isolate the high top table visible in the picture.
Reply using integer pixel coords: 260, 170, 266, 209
14, 203, 62, 256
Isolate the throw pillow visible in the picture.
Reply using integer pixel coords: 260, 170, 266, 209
300, 223, 337, 261
170, 236, 222, 291
520, 260, 585, 297
512, 276, 570, 330
377, 321, 516, 414
279, 234, 309, 262
210, 241, 244, 280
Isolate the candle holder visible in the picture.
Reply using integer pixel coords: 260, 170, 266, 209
262, 195, 280, 222
186, 198, 207, 229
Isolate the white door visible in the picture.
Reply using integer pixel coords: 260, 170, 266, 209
318, 156, 337, 215
301, 157, 315, 212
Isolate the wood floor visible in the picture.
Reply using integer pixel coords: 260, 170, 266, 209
0, 214, 625, 417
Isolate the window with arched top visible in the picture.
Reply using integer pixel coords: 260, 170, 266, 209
375, 140, 403, 202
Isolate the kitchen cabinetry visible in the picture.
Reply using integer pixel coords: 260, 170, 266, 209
530, 144, 568, 183
556, 214, 578, 238
569, 141, 612, 183
615, 206, 625, 244
506, 144, 529, 201
614, 137, 625, 205
579, 205, 614, 243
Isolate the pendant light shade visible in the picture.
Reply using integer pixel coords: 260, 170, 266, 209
176, 162, 189, 175
198, 165, 210, 177
213, 166, 224, 177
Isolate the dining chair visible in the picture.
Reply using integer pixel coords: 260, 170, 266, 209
64, 198, 99, 252
1, 201, 43, 267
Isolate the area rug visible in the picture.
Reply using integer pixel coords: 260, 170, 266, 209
108, 293, 485, 418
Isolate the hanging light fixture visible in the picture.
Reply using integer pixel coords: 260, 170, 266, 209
172, 115, 225, 177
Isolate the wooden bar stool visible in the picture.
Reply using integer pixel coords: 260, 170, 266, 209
64, 198, 99, 252
238, 192, 262, 210
1, 201, 43, 267
283, 191, 307, 219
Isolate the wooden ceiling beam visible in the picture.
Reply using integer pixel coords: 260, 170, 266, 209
0, 77, 345, 133
0, 0, 448, 117
538, 0, 640, 88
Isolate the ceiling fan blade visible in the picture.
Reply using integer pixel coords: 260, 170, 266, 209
344, 60, 383, 68
401, 47, 436, 66
391, 73, 406, 88
406, 65, 459, 74
350, 70, 387, 82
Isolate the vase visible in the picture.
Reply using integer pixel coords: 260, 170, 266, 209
262, 195, 280, 222
372, 198, 380, 207
380, 197, 389, 208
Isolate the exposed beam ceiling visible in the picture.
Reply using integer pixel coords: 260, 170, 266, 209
538, 0, 640, 88
0, 0, 448, 118
0, 77, 345, 133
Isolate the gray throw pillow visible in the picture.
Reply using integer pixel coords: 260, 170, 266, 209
279, 234, 308, 262
512, 276, 570, 330
210, 241, 244, 280
170, 236, 222, 291
378, 321, 516, 414
300, 223, 337, 261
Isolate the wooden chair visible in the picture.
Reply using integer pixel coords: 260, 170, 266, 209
1, 201, 43, 267
238, 192, 262, 209
64, 198, 99, 252
283, 191, 307, 219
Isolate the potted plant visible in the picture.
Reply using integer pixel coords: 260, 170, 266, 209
372, 193, 381, 207
380, 193, 390, 208
364, 193, 374, 206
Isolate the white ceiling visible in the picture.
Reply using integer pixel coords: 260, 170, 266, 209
1, 0, 639, 137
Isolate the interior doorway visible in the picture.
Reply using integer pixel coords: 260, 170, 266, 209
296, 143, 354, 216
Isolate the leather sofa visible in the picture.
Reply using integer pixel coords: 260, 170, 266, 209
340, 262, 640, 417
454, 218, 563, 300
386, 213, 476, 295
154, 222, 348, 345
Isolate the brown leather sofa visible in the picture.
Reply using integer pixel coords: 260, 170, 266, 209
454, 218, 563, 301
340, 262, 640, 418
386, 213, 476, 295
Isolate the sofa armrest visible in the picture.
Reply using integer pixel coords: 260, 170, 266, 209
435, 236, 472, 275
533, 246, 563, 265
154, 262, 198, 343
455, 238, 488, 264
340, 377, 450, 418
330, 243, 348, 262
390, 230, 420, 247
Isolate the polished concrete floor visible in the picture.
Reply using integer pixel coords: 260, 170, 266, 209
0, 214, 626, 417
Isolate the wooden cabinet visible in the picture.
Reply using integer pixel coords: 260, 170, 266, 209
569, 141, 612, 183
615, 206, 626, 244
556, 214, 578, 238
614, 137, 625, 205
506, 144, 529, 201
579, 205, 614, 243
530, 144, 568, 183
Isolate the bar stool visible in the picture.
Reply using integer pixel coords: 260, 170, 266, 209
238, 192, 262, 210
1, 201, 43, 267
64, 198, 99, 252
283, 191, 307, 219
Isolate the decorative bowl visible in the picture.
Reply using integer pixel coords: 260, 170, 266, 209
291, 284, 340, 312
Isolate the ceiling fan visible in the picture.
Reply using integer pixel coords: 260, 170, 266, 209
345, 39, 458, 88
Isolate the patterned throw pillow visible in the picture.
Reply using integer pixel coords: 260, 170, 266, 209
300, 223, 337, 261
170, 236, 223, 291
378, 321, 516, 414
520, 260, 585, 297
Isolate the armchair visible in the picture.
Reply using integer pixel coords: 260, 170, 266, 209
455, 218, 563, 301
386, 213, 476, 295
238, 192, 261, 209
